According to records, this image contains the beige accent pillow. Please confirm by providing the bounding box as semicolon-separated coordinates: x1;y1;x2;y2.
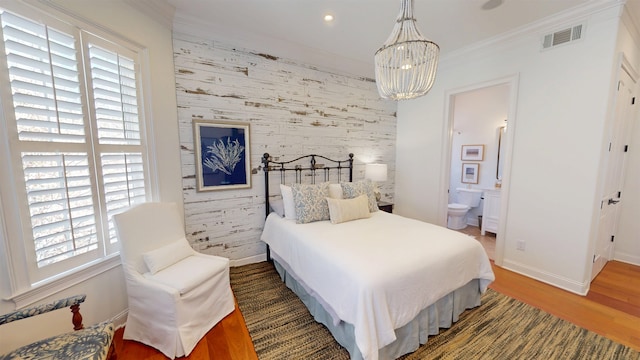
326;194;371;224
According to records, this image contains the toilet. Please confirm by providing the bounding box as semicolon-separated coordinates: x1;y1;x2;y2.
447;188;483;230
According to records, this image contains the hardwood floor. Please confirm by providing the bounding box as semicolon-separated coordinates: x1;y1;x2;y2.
457;225;496;260
460;225;640;350
113;299;257;360
114;256;640;359
490;260;640;351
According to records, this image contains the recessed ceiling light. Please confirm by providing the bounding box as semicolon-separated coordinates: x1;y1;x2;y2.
324;14;334;22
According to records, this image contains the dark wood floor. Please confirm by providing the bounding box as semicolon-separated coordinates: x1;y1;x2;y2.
114;260;640;359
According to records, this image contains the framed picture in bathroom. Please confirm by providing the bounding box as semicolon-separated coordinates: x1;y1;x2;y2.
461;144;484;161
461;163;479;184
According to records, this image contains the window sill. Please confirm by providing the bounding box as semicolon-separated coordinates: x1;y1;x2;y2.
5;254;122;308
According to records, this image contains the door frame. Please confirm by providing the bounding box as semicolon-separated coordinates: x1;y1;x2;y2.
590;53;639;280
439;74;520;266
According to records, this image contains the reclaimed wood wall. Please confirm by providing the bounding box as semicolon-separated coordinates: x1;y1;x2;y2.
172;31;397;261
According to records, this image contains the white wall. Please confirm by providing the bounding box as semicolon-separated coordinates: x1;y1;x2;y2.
395;5;623;294
449;84;510;226
172;30;397;262
0;0;182;351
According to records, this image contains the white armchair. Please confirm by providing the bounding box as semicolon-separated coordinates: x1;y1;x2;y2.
113;202;234;359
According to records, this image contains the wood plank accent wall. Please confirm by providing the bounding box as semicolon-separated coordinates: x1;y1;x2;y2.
173;32;397;260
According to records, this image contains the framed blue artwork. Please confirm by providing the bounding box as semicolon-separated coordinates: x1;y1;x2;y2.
193;120;251;191
461;163;479;184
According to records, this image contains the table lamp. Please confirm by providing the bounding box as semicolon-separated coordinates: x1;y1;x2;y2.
365;163;387;201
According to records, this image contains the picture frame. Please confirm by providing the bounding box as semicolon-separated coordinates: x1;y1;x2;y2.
461;144;484;161
461;163;479;184
193;120;251;191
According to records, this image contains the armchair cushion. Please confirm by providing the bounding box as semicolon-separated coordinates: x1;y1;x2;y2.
144;255;230;295
0;321;114;360
142;238;194;274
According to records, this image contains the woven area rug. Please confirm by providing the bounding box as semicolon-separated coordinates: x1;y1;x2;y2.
230;262;639;360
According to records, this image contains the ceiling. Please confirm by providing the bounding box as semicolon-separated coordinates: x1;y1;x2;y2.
166;0;638;77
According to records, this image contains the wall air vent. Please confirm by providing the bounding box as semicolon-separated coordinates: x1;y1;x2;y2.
542;24;583;50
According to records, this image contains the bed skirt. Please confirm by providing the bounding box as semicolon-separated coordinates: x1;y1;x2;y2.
272;258;483;360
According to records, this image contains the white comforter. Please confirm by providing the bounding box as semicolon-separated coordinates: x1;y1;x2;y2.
260;211;495;360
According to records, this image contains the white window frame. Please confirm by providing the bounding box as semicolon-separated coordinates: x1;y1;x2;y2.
0;1;157;307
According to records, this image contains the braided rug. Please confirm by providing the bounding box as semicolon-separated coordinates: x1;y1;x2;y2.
230;262;639;360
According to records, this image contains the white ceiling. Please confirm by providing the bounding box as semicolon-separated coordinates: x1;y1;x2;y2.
166;0;638;77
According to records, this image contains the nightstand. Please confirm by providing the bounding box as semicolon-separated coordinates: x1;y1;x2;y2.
377;201;394;213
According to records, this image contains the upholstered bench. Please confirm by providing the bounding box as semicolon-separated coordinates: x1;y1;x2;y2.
0;294;116;360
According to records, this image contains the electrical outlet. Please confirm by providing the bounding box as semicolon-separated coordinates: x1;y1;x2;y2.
516;240;526;251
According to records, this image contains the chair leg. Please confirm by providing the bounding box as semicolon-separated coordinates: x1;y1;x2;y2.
107;342;117;360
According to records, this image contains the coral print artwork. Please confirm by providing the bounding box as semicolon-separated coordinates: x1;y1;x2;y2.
193;120;251;191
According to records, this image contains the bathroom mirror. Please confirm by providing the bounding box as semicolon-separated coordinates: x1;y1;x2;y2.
496;125;506;180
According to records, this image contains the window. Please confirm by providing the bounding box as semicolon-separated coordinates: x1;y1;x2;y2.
0;6;150;285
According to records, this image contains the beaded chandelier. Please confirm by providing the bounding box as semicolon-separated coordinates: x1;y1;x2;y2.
374;0;439;100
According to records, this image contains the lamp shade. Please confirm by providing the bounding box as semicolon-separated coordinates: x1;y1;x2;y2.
365;164;388;182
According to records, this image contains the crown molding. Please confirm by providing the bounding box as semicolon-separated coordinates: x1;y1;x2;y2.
124;0;175;29
441;0;625;64
621;1;640;49
172;0;627;79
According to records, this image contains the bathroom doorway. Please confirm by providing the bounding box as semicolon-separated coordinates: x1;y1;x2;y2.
441;75;519;265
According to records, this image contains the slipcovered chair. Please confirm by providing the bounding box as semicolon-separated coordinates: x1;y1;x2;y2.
113;202;234;359
0;294;115;360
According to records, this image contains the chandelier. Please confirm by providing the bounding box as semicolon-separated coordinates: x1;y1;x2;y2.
374;0;439;100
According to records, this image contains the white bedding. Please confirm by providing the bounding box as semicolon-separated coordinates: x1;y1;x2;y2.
260;211;495;360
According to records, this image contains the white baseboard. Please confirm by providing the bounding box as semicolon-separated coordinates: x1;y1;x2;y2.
613;251;640;266
111;308;128;330
501;259;589;295
230;254;266;267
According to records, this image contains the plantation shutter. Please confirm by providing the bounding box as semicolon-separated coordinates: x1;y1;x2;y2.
22;152;98;267
89;44;141;145
101;152;146;243
86;41;147;244
0;8;149;278
1;11;85;143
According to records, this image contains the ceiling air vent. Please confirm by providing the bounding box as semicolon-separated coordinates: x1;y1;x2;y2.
542;24;583;50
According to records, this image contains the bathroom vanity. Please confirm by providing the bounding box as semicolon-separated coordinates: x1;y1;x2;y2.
481;189;501;235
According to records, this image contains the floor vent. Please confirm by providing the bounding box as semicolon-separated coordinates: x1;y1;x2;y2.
542;24;583;50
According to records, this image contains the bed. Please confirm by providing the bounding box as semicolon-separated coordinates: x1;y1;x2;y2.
259;153;495;360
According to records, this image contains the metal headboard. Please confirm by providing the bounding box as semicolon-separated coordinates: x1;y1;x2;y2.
261;152;354;218
261;152;354;260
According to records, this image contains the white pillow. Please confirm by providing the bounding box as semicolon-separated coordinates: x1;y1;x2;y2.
142;238;194;274
326;194;371;224
280;184;296;220
270;199;285;217
328;183;343;199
